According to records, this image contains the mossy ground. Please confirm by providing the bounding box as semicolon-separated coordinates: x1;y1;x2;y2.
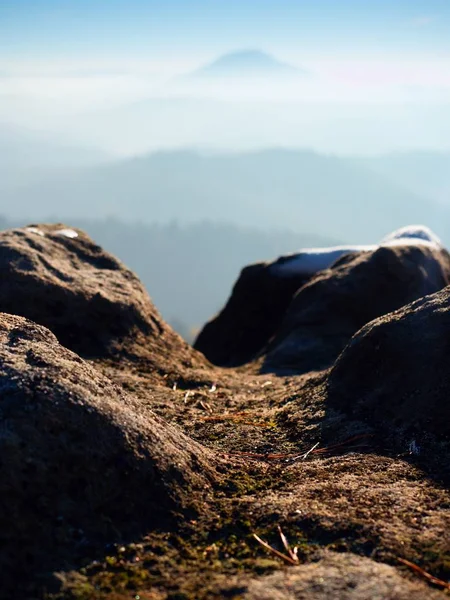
42;364;450;599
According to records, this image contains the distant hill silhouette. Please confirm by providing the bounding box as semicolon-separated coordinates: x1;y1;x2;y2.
3;148;448;244
358;151;450;205
191;49;305;78
0;123;109;170
0;123;110;192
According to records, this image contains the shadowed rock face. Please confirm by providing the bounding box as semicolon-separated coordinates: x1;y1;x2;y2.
263;243;450;374
194;261;310;366
0;313;215;591
327;286;450;449
195;241;450;374
0;224;205;373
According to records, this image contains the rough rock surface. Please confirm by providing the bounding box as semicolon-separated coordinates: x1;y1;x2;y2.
327;285;450;450
0;224;205;377
194;260;310;366
263;242;450;374
0;224;449;600
0;313;215;595
227;552;444;599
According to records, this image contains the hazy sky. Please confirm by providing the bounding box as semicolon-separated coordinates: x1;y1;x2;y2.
1;0;450;73
1;0;450;155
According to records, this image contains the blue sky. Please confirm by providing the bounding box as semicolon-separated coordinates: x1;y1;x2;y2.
1;0;450;65
1;0;449;155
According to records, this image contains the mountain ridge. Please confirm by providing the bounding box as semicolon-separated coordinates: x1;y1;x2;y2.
190;49;306;78
2;147;447;245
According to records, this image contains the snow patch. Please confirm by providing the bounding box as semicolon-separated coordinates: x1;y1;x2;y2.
271;246;375;277
381;225;442;246
25;227;45;237
271;225;443;278
54;228;79;239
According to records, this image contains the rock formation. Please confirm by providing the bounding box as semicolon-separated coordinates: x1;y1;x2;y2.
228;552;444;599
194;260;310;366
327;285;450;450
195;227;450;374
263;242;450;374
0;224;206;378
0;312;215;594
1;223;449;600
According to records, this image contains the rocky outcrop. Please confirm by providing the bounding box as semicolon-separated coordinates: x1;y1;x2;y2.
0;224;205;376
327;285;450;451
1;223;449;599
263;242;450;374
195;230;450;374
0;313;215;592
194;260;310;366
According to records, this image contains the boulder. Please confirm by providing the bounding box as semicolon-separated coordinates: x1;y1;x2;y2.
0;224;204;375
227;552;444;600
194;261;310;366
327;285;450;450
0;313;215;592
263;242;450;374
195;227;448;371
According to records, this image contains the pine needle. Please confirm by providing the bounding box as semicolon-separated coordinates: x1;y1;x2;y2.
398;558;450;590
253;526;300;566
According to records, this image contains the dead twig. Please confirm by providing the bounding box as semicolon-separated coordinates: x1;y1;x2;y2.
224;451;293;461
277;525;299;563
313;434;373;455
223;434;374;463
253;526;300;566
398;558;450;590
289;442;320;462
198;400;212;413
261;381;273;388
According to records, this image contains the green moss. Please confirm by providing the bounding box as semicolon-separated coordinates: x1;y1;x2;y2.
68;583;96;600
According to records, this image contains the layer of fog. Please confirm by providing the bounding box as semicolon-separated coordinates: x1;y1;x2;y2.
1;53;450;336
1;56;450;242
1;55;450;157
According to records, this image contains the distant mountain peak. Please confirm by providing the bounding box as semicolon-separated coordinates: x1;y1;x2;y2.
192;49;306;78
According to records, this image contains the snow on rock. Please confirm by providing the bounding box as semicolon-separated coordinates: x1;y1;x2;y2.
270;245;376;277
270;225;443;278
381;224;442;246
54;227;79;238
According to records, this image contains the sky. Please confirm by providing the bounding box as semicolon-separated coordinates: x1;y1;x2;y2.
1;0;450;74
1;0;450;155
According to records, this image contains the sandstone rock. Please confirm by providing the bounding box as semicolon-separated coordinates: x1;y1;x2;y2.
263;243;450;374
0;313;214;592
0;224;205;376
229;552;444;599
194;261;310;366
327;285;450;450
